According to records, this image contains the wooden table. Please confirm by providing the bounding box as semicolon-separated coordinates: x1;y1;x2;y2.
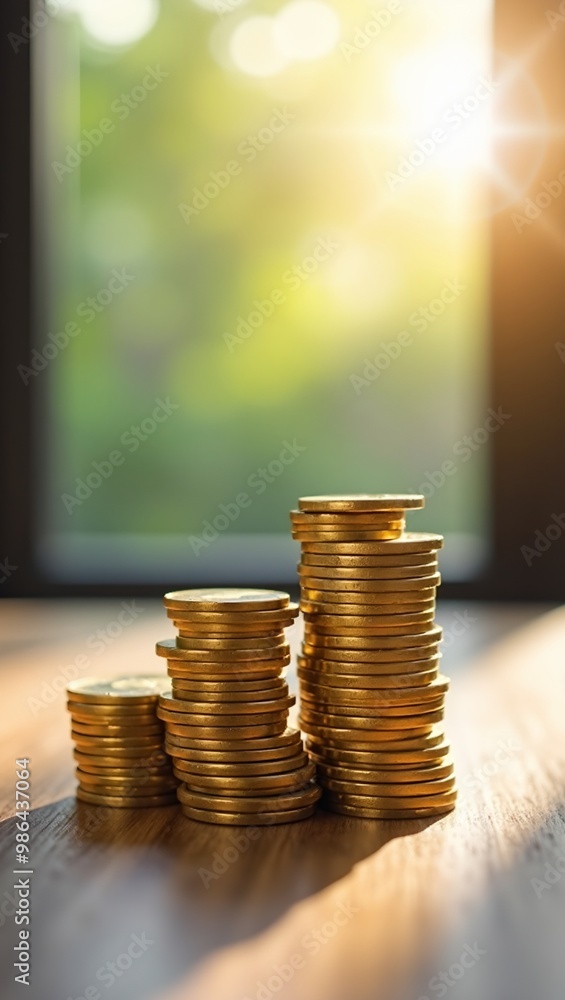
1;599;564;1000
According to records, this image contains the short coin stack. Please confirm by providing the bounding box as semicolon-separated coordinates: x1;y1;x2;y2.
156;589;321;825
292;495;456;820
67;676;178;807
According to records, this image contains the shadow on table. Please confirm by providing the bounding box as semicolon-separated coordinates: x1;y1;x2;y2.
0;796;442;1000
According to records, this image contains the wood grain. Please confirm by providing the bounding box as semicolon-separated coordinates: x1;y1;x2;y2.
1;600;564;1000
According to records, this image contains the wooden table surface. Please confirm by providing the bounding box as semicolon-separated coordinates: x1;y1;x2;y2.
1;599;564;1000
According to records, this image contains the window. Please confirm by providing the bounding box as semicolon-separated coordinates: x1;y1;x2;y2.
5;0;561;597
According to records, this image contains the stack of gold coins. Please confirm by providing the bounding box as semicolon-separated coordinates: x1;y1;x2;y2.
67;676;178;807
292;495;456;820
156;589;321;825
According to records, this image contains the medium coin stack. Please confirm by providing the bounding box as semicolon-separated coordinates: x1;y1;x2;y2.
67;676;178;807
292;495;456;820
156;589;322;825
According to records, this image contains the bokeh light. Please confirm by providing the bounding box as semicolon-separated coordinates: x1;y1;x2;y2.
229;16;290;77
73;0;159;47
274;1;341;62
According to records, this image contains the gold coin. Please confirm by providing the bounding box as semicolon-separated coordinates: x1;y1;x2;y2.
298;495;425;512
72;719;164;740
304;611;434;629
171;682;288;702
158;705;288;727
303;601;436;617
307;728;446;753
73;757;172;776
325;801;455;819
170;632;288;660
173;751;308;778
67;675;170;705
71;731;163;747
303;606;437;621
293;529;404;542
299;675;449;705
76;771;177;790
173;621;290;649
76;788;177;808
316;758;454;781
300;600;436;617
291;509;406;524
306;741;450;767
157;639;290;660
159;692;295;715
163;588;291;612
303;626;442;649
177;782;321;813
300;588;437;606
299;552;437;568
299;572;441;592
298;665;439;688
168;603;298;623
65;701;158;719
299;721;436;743
301;646;440;665
172;675;287;693
324;789;457;809
164;720;287;740
303;625;437;642
166;728;301;757
72;743;167;759
68;708;162;727
300;532;443;553
321;774;456;797
181;762;316;794
167;663;288;682
299;706;444;728
180;803;317;825
297;562;438;581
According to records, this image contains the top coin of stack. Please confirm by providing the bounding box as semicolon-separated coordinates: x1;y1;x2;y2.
67;676;178;808
157;589;321;825
292;495;456;820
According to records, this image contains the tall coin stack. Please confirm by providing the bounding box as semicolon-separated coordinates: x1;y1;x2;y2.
292;495;456;820
67;676;178;807
156;589;322;825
